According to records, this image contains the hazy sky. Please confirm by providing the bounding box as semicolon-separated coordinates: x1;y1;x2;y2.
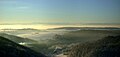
0;0;120;24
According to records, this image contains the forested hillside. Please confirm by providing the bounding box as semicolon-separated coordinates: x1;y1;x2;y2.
68;35;120;57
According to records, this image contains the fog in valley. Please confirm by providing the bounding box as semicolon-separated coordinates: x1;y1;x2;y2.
0;26;120;57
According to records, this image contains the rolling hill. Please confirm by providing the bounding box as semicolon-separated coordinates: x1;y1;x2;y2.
0;33;37;43
0;36;46;57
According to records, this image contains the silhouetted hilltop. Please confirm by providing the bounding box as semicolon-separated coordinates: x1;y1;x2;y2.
0;33;37;43
51;27;120;30
0;36;46;57
68;35;120;57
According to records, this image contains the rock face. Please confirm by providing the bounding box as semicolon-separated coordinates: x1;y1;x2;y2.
0;36;46;57
68;35;120;57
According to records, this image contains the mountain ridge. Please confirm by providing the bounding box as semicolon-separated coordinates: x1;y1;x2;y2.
0;36;46;57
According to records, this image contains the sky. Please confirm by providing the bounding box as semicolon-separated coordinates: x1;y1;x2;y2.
0;0;120;25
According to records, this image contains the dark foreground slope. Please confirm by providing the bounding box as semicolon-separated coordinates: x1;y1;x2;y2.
68;35;120;57
0;36;46;57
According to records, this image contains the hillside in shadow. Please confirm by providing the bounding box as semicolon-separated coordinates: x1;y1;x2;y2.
0;33;37;43
0;36;46;57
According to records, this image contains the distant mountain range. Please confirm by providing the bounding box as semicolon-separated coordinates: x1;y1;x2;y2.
1;28;40;30
50;27;120;30
0;36;46;57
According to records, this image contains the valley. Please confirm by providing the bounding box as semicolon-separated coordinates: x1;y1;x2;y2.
0;27;120;57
